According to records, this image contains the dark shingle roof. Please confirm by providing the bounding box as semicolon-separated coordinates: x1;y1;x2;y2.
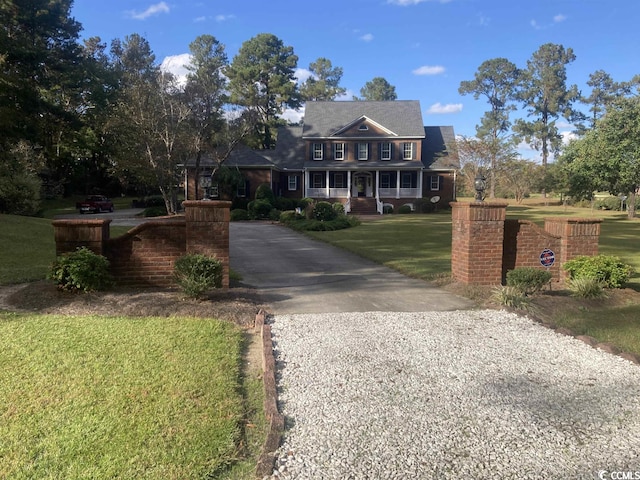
422;126;459;170
302;101;425;138
184;145;275;168
261;125;305;171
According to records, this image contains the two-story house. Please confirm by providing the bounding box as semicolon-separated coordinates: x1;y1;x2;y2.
184;100;459;214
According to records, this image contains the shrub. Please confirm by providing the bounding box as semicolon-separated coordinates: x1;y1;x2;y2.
275;197;299;211
506;267;552;295
491;286;532;310
230;209;249;221
413;198;435;213
268;208;282;221
313;201;337;221
247;199;273;219
142;205;167;217
567;276;607;299
383;204;394;214
49;247;114;292
332;202;345;215
398;204;413;214
231;197;250;210
173;254;222;299
283;215;360;231
279;210;301;223
563;255;633;288
594;196;622;211
298;197;314;209
255;183;276;206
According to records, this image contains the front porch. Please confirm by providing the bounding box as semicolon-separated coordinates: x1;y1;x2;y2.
304;169;422;214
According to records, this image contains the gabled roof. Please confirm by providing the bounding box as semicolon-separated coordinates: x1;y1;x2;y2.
261;125;304;171
302;101;426;138
422;126;459;170
184;145;276;169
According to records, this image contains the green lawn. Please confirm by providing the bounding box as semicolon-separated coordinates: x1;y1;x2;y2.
0;313;261;479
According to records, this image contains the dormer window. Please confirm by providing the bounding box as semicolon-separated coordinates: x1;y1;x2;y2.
358;124;368;131
313;143;324;160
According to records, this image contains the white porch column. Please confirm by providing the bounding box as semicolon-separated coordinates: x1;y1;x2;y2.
304;170;309;198
325;170;330;198
396;170;401;199
376;170;379;197
347;170;351;197
417;170;423;198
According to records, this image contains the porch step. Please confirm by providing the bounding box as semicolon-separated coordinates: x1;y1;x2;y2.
349;197;377;215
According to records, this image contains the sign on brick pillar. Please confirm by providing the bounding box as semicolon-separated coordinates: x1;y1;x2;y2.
51;219;111;256
544;217;602;282
183;200;231;288
450;202;508;285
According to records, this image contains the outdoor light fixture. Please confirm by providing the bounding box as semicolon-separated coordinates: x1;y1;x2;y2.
474;173;486;202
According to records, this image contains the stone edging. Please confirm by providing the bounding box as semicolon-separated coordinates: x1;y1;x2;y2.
255;309;284;478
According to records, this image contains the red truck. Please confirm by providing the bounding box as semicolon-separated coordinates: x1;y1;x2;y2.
76;195;115;214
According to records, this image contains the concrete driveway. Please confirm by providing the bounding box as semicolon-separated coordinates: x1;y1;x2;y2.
230;222;474;314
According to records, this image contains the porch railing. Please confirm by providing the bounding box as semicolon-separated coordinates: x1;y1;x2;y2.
306;187;349;198
377;187;420;198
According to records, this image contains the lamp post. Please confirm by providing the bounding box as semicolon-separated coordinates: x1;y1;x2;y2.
474;173;486;202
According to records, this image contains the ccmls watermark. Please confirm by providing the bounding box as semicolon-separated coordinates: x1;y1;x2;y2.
598;470;640;480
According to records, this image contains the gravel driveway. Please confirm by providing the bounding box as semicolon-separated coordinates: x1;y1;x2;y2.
268;310;640;479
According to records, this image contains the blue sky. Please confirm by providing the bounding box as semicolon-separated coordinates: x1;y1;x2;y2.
71;0;640;161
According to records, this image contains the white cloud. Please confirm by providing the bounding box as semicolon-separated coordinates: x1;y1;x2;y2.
561;130;579;144
193;16;207;23
412;65;445;76
281;107;305;124
160;54;192;86
360;33;374;42
215;14;236;22
554;14;567;23
530;19;541;30
426;102;462;114
294;68;313;84
127;2;169;20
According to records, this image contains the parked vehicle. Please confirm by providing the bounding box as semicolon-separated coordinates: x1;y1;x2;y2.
76;195;114;214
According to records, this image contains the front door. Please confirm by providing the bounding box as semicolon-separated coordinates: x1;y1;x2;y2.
356;176;366;197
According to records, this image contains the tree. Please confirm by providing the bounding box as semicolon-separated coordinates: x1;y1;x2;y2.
299;57;346;101
111;34;189;214
558;97;640;218
356;77;397;101
459;58;520;198
581;70;630;130
0;0;84;197
226;33;300;149
496;158;543;203
184;34;229;199
513;44;580;180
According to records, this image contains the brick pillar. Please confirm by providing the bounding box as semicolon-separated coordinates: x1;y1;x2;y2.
52;219;111;256
544;217;602;282
183;200;231;288
450;202;508;285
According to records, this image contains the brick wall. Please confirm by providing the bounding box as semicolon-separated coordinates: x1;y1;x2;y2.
450;202;602;285
52;201;231;288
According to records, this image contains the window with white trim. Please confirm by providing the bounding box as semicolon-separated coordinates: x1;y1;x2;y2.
381;142;392;160
313;143;324;160
288;175;298;191
236;181;247;197
334;143;344;160
380;173;391;189
312;172;325;188
402;142;414;160
430;175;441;191
357;143;369;161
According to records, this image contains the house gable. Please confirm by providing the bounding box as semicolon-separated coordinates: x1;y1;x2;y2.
330;116;397;138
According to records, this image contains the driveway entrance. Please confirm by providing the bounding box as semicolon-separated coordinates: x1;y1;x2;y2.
230;222;473;314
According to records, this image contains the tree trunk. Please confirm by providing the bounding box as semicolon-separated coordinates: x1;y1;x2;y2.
628;189;637;219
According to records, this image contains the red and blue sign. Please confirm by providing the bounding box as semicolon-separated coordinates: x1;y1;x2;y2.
540;248;555;268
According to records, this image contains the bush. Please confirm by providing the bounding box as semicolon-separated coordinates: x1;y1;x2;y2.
298;197;314;209
142;205;167;217
173;254;222;299
275;197;299;211
563;255;633;288
383;204;394;214
255;183;276;206
279;210;301;223
231;197;250;210
282;215;360;231
313;201;337;221
268;208;282;221
413;198;435;213
594;196;622;211
247;199;273;219
567;276;607;299
506;267;552;295
230;209;249;221
49;247;114;292
491;286;532;310
332;202;345;215
398;204;413;214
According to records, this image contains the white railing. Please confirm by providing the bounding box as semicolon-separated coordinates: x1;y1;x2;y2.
306;187;349;198
377;188;420;198
345;196;351;213
375;193;383;214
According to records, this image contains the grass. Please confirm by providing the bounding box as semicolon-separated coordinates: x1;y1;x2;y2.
0;313;263;479
305;202;640;357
